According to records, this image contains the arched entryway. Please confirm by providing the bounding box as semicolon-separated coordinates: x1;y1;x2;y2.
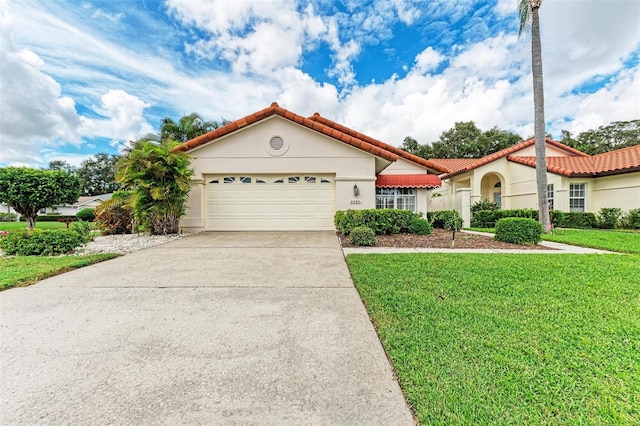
480;173;504;208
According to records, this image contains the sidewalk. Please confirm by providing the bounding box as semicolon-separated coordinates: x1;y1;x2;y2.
343;230;618;255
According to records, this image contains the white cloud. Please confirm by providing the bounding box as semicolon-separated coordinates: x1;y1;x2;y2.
413;47;444;75
169;0;328;75
0;31;82;164
80;90;154;145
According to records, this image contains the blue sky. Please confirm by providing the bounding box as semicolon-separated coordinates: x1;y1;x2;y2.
1;0;639;167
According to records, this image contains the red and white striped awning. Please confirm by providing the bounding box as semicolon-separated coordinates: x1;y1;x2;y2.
375;174;442;189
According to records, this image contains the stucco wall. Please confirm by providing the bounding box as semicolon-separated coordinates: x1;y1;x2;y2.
589;173;640;212
181;116;384;231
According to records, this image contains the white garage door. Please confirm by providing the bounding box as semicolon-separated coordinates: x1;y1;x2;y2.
205;175;335;231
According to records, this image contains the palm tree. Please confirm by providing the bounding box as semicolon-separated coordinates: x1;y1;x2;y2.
116;139;194;235
519;0;551;233
160;112;222;143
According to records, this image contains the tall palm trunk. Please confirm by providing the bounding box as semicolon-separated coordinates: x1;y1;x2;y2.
529;1;551;232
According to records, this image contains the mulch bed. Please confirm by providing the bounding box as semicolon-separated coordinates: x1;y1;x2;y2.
339;228;553;250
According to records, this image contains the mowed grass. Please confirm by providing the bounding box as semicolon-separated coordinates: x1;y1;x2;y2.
467;227;640;254
0;254;118;290
544;229;640;254
347;253;640;424
0;221;69;230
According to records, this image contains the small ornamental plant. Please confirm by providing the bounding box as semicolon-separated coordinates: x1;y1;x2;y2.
349;226;376;247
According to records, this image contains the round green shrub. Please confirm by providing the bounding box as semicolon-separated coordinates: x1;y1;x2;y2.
76;208;95;222
494;218;542;245
349;226;375;247
408;218;432;235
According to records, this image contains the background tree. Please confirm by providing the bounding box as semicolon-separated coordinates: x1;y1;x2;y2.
47;160;77;174
560;120;640;155
0;167;81;229
401;136;434;158
77;153;120;196
160;112;228;143
519;0;550;232
402;122;522;159
116;140;193;235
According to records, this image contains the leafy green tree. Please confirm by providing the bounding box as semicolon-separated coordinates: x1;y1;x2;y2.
47;160;77;174
160;112;226;143
519;0;550;233
403;122;521;159
0;167;81;229
77;153;120;196
401;136;434;158
116;140;194;235
432;122;485;158
560;120;640;155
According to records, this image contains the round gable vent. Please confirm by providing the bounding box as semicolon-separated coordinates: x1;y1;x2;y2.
265;135;289;156
270;136;284;150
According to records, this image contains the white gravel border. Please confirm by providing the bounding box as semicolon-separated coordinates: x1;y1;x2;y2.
72;233;190;255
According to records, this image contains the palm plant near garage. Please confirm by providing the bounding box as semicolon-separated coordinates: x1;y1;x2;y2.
116;139;193;235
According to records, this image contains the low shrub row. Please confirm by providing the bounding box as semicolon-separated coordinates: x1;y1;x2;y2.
470;209;539;228
0;228;86;256
20;215;78;222
620;208;640;229
335;209;430;235
550;211;597;229
471;204;640;230
0;212;17;222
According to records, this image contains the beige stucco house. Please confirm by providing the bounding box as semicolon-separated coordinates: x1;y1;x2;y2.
172;103;445;232
430;139;640;227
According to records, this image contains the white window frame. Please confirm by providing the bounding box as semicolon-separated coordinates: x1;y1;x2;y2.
375;188;416;211
569;183;586;213
547;184;554;211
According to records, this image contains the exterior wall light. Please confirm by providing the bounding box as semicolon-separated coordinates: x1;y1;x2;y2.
353;184;359;196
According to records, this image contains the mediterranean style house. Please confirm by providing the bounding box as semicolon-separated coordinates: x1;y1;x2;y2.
429;139;640;227
172;103;445;232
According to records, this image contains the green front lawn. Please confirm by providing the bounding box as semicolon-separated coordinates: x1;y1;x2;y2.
466;227;640;254
347;253;640;424
0;254;118;290
544;229;640;254
0;221;69;230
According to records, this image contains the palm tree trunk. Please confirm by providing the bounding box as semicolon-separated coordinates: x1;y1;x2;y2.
531;4;551;232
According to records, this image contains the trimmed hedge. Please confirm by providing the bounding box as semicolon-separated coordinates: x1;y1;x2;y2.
0;212;17;222
471;209;538;228
349;226;376;246
76;208;95;222
620;208;640;229
0;229;85;256
20;215;77;222
335;209;420;235
494;218;542;245
550;211;597;229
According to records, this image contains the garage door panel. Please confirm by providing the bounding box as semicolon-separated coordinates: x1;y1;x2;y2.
206;174;335;231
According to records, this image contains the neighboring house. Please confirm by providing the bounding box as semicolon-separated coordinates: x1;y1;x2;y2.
172;103;446;232
430;139;640;227
38;193;113;216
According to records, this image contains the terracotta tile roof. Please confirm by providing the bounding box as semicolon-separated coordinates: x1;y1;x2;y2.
435;138;589;178
508;144;640;177
307;113;449;173
376;174;442;188
171;102;399;163
427;158;477;172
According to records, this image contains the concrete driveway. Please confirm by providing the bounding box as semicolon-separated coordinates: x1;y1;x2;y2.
1;232;413;425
